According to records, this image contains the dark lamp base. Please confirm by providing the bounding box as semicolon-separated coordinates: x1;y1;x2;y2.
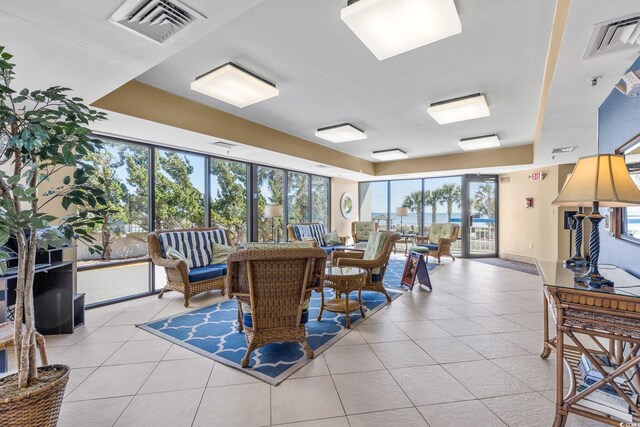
575;273;614;288
563;257;588;268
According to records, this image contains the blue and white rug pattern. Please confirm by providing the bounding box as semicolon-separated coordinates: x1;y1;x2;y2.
140;289;400;385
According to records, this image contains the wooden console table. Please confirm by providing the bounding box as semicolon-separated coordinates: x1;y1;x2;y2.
537;259;640;426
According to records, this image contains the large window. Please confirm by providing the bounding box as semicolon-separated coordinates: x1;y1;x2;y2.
390;179;422;234
77;139;151;304
359;181;389;230
210;159;248;245
79;136;331;306
154;149;205;230
257;167;284;242
423;177;462;227
311;176;330;228
288;172;310;226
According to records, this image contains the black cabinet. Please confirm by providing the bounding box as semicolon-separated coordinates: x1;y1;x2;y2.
0;246;83;372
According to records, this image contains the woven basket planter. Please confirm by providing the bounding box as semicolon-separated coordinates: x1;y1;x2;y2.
0;364;69;427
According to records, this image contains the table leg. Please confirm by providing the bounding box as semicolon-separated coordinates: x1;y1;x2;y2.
554;313;567;426
345;291;350;329
541;290;552;359
358;287;365;318
317;286;325;321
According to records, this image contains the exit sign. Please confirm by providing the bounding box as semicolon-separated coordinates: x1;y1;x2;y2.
530;171;545;182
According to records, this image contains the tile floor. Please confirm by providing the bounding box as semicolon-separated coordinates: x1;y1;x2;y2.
3;257;608;426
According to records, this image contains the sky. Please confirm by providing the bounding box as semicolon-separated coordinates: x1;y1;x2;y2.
365;176;464;213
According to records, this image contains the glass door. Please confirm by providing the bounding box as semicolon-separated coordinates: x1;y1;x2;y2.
461;175;498;257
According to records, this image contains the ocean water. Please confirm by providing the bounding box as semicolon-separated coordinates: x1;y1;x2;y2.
371;212;460;226
368;212;495;230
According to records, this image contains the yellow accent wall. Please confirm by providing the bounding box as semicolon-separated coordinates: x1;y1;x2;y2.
498;164;574;263
331;178;359;244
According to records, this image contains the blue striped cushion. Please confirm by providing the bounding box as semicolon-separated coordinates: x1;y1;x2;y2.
159;229;228;268
158;232;189;263
293;225;311;241
204;229;228;246
293;224;325;246
309;224;326;246
181;231;212;268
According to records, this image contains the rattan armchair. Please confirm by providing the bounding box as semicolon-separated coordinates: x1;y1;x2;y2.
148;228;230;307
351;221;378;246
415;223;459;263
226;247;327;368
331;231;399;302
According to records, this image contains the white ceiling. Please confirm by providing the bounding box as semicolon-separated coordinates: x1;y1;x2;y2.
138;0;555;162
537;0;640;164
0;0;264;103
2;0;640;180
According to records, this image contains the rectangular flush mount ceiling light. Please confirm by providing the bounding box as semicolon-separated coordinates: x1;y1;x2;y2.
372;149;408;160
427;93;490;125
458;134;500;151
341;0;462;60
190;63;279;108
316;123;367;143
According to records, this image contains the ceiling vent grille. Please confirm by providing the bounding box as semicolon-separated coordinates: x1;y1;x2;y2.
110;0;205;46
584;13;640;59
551;146;577;154
211;141;238;149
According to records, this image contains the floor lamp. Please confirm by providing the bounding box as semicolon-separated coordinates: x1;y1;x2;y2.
553;154;640;287
396;207;409;234
264;204;283;243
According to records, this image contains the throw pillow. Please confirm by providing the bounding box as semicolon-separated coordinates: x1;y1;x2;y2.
211;242;236;265
165;247;192;271
323;230;342;246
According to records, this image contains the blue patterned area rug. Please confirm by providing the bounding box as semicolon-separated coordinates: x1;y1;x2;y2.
383;256;444;290
139;289;400;385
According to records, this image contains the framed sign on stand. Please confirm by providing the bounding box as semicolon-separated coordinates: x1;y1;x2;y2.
401;252;432;291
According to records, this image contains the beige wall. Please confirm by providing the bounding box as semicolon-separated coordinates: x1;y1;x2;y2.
331;177;359;244
498;164;574;263
94;81;535;177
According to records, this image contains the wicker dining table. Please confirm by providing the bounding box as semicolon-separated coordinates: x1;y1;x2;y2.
318;266;367;328
537;259;640;426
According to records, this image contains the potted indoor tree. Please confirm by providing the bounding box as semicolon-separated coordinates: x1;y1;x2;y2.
0;46;108;425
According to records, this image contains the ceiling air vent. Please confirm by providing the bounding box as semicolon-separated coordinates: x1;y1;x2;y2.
110;0;205;46
211;141;238;149
584;13;640;59
551;146;577;154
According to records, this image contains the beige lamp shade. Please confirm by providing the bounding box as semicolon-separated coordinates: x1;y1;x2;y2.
553;154;640;207
396;207;410;216
264;204;283;219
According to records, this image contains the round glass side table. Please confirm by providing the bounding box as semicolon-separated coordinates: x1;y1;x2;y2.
319;266;367;328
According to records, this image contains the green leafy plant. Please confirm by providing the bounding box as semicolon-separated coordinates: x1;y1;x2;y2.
0;47;108;388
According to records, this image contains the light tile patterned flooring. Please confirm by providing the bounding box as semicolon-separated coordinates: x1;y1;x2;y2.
5;258;608;426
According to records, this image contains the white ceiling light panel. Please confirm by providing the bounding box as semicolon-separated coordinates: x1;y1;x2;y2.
458;134;500;151
315;123;367;143
372;149;408;160
340;0;462;61
191;63;279;108
427;94;490;125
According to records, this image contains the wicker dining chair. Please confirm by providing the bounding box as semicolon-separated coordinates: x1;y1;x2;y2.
331;231;400;302
226;247;327;368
